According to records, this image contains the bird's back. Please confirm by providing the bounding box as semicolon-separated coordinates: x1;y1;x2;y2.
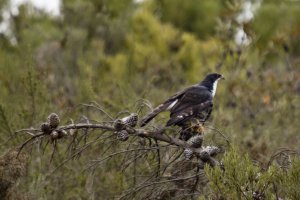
169;85;212;117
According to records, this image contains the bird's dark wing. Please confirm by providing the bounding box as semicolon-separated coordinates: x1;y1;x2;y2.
166;87;213;126
170;86;212;115
163;84;200;105
166;100;213;126
140;85;199;127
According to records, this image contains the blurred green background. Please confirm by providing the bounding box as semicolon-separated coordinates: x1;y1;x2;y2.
0;0;299;199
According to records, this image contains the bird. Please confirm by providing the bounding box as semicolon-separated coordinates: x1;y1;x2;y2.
140;73;224;127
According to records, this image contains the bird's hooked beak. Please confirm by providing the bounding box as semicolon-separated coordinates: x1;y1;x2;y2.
220;75;225;80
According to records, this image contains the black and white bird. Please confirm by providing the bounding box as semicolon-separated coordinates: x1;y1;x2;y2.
140;73;224;127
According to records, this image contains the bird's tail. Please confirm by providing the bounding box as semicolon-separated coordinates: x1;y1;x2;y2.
140;102;171;127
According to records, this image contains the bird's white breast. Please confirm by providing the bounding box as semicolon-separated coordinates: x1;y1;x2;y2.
212;80;219;97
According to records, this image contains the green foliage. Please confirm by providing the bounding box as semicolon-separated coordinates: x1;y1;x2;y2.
253;1;300;55
282;158;300;199
206;147;300;200
157;0;223;39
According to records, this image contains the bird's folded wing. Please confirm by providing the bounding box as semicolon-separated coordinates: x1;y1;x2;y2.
166;100;213;126
140;85;199;127
169;86;212;114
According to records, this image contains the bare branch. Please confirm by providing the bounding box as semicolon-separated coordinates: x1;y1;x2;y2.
15;110;226;200
17;132;45;157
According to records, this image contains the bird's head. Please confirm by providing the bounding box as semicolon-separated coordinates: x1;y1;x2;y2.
204;73;225;82
201;73;224;96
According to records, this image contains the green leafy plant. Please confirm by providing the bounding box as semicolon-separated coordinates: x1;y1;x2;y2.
206;147;300;199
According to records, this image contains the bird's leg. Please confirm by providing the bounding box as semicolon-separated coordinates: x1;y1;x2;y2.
179;121;193;141
204;104;213;121
192;119;205;135
179;119;205;141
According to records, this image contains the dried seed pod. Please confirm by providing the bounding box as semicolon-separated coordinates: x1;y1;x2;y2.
47;113;60;128
117;130;129;141
40;122;51;134
69;129;77;136
50;131;59;140
184;148;193;160
121;113;138;128
57;130;68;139
114;119;125;131
187;134;203;148
201;146;220;157
62;130;68;136
199;151;210;162
199;146;219;162
252;191;265;200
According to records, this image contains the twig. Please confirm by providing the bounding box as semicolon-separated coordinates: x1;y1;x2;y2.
119;171;206;199
15;128;41;133
161;149;183;175
154;139;161;178
17;132;45;157
48;134;110;176
59;123;115;131
80;101;114;120
49;140;57;163
86;147;167;171
191;165;201;200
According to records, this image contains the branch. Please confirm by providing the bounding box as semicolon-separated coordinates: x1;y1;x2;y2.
16;112;223;174
17;121;220;158
59;123;115;131
15;111;226;200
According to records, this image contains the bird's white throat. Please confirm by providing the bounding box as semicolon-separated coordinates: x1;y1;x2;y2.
212;80;219;97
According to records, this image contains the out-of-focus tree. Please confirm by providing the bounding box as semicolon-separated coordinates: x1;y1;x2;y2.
0;0;299;199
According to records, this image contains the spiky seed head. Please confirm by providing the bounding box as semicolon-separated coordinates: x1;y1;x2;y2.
187;135;203;148
184;148;193;160
253;191;265;200
121;113;138;128
47;113;60;128
117;130;129;141
62;130;68;136
114;119;125;131
57;130;68;139
199;151;210;162
40;122;52;134
50;131;59;140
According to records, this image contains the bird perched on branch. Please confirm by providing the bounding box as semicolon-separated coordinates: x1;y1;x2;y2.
140;73;224;127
